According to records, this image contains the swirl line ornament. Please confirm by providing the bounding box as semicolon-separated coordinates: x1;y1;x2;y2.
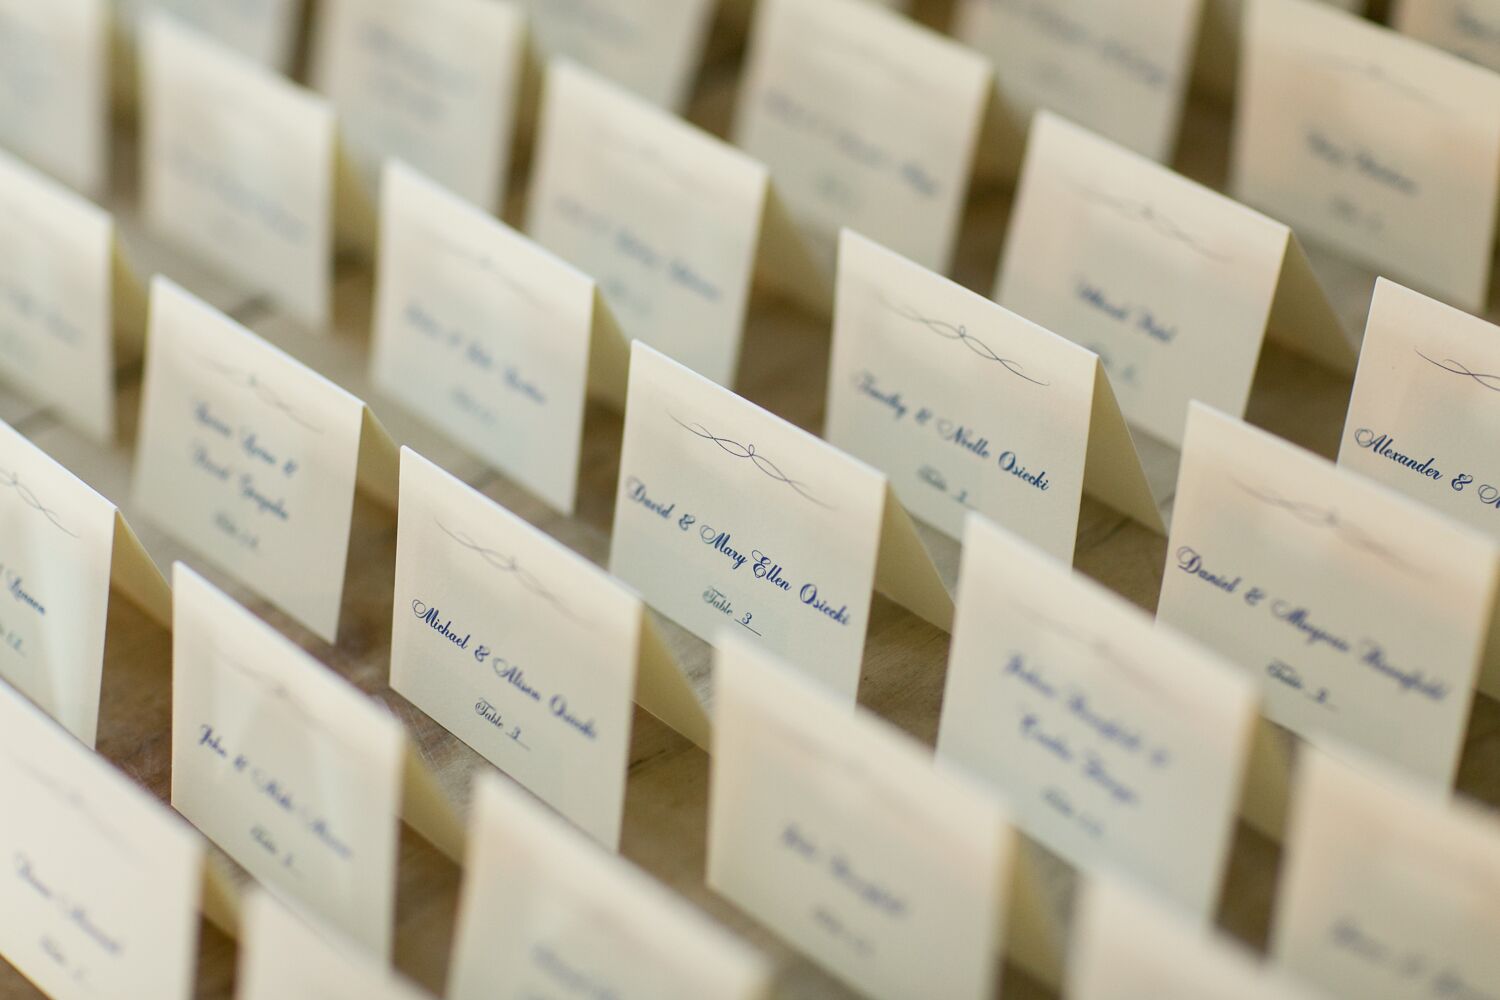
434;520;582;622
0;468;76;537
877;294;1049;385
196;355;323;432
1067;179;1232;262
669;413;834;509
1415;350;1500;393
1233;480;1423;575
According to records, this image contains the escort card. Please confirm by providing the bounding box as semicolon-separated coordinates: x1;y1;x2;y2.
526;60;767;389
708;637;1011;1000
826;230;1162;562
372;162;617;513
0;0;107;196
0;680;204;1000
999;112;1354;450
1338;278;1500;700
734;0;992;277
519;0;714;111
310;0;524;213
134;277;400;644
612;342;953;702
391;448;708;848
0;149;145;441
118;0;304;69
0;418;170;746
953;0;1202;164
1070;877;1321;1000
1158;404;1497;812
141;13;337;329
939;514;1254;918
1195;0;1364;100
237;892;431;1000
1272;747;1500;1000
449;774;771;1000
1395;0;1500;73
1234;0;1500;312
172;563;406;955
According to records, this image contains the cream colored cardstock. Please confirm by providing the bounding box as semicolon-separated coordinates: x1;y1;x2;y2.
1158;404;1498;799
1395;0;1500;73
0;0;107;197
734;0;991;277
0;680;204;1000
954;0;1202;165
1233;0;1500;312
518;0;715;111
118;0;304;69
391;448;707;847
708;637;1011;1000
449;774;771;1000
236;892;431;1000
611;341;953;703
172;563;407;955
526;60;766;390
310;0;524;214
999;112;1353;450
372;162;603;515
1070;877;1322;1000
1338;278;1500;700
940;514;1255;918
134;277;399;645
827;229;1161;562
1272;747;1500;1000
141;13;335;329
0;418;169;746
1194;0;1364;100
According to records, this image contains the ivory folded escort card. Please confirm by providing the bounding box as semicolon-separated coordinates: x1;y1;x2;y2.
939;514;1255;918
1158;405;1498;824
1395;0;1500;72
0;418;170;746
0;149;145;441
310;0;525;213
1194;0;1364;100
172;563;407;955
449;774;771;1000
1234;0;1500;312
612;342;953;702
708;637;1011;1000
0;0;107;196
1338;278;1500;699
141;14;338;329
391;448;707;847
1272;747;1500;1000
998;112;1354;450
372;162;608;513
118;0;304;69
1070;877;1321;1000
237;893;431;1000
518;0;715;111
0;680;204;1000
526;60;766;389
953;0;1203;165
826;230;1162;561
734;0;991;277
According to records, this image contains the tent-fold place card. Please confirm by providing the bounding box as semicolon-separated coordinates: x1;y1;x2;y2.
1394;0;1500;72
134;277;400;645
526;60;766;390
310;0;525;213
1234;0;1500;312
826;229;1162;563
448;774;772;1000
171;563;407;955
1158;404;1498;830
708;637;1011;1000
391;448;707;849
0;418;170;746
372;161;609;515
0;679;205;1000
953;0;1203;166
116;0;304;69
141;13;341;329
998;112;1354;451
939;514;1255;919
611;341;953;703
734;0;992;279
1272;748;1500;1000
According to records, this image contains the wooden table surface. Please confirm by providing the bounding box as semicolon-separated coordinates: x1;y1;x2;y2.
3;2;1498;998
